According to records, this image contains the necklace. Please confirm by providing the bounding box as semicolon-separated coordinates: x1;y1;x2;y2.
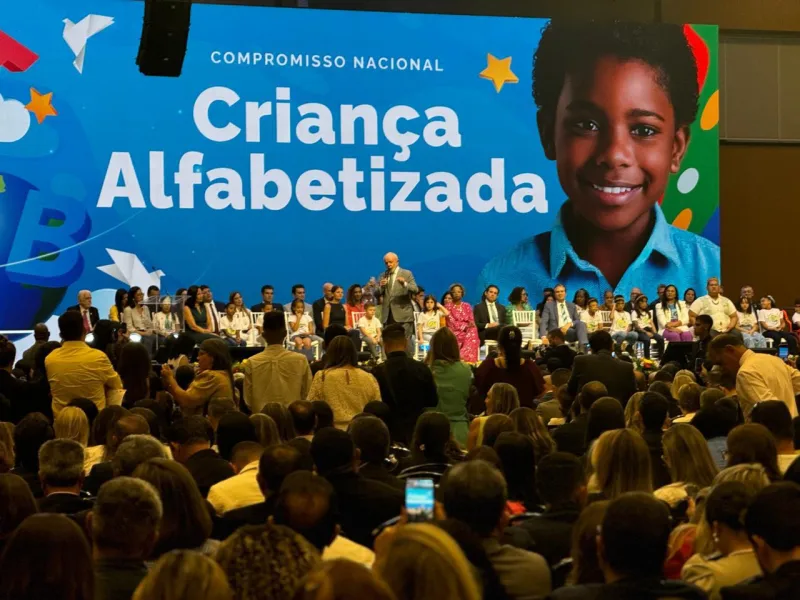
710;296;721;305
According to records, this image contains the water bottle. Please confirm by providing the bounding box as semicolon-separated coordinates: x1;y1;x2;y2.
636;342;644;359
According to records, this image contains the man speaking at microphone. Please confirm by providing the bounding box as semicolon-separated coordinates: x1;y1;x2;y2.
380;252;418;355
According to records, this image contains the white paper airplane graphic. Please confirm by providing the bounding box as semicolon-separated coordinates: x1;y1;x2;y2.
62;14;114;74
98;249;165;290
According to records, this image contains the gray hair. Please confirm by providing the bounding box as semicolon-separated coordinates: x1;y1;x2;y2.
92;477;162;555
38;439;84;486
112;434;167;477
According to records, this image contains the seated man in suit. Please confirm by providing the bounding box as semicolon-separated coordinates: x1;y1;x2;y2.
539;284;588;347
537;328;577;371
37;439;94;515
567;330;637;407
68;290;99;333
474;284;507;345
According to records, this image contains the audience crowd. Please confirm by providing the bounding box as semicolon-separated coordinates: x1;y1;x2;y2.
2;272;800;600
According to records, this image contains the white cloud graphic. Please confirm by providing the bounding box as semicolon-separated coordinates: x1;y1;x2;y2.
0;93;31;143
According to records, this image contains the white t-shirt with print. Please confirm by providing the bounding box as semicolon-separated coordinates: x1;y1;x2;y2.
358;315;382;339
610;311;632;334
758;308;784;330
632;310;654;331
288;314;313;338
690;295;736;332
580;311;604;333
420;310;443;335
737;311;759;333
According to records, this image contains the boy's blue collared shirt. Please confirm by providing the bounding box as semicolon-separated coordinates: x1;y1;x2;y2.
477;204;720;299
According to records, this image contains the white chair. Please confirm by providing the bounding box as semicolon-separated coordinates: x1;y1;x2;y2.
512;310;539;347
249;312;264;346
350;311;369;352
283;311;320;360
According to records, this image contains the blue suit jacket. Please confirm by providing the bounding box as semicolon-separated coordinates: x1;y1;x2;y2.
539;301;580;337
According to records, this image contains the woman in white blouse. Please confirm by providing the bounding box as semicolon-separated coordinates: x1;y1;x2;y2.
735;297;766;349
655;284;693;342
758;295;797;354
631;295;664;359
123;286;157;355
228;291;254;343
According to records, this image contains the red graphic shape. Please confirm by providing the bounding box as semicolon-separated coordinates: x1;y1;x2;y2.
0;30;39;72
684;24;709;92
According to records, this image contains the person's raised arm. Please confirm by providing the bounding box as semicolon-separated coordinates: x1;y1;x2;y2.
437;303;450;317
290;315;302;333
727;310;739;332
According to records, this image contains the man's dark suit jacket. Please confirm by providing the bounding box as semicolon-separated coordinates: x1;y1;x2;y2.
642;429;672;489
358;462;405;491
68;305;100;328
514;505;581;566
552;413;589;456
537;343;577;370
185;448;235;497
322;470;403;549
94;558;148;600
721;560;800;599
85;462;114;496
213;496;276;540
474;301;507;339
0;369;35;422
567;350;637;406
370;351;438;445
38;492;95;515
312;297;327;334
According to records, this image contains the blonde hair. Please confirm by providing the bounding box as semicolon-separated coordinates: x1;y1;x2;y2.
671;370;696;400
509;407;556;457
54;407;90;448
713;463;771;492
487;383;520;415
133;550;232;600
590;429;652;500
294;560;396;600
662;424;718;488
374;524;481;600
625;392;646;430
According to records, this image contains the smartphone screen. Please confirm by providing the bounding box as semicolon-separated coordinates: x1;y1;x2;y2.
779;345;789;359
405;478;435;522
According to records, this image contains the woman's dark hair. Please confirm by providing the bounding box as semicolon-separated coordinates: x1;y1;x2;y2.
175;288;186;297
465;445;502;469
436;519;513;600
117;342;152;408
114;288;128;315
228;291;243;306
493;432;538;508
572;288;589;307
427;327;461;364
324;336;358;370
216;413;258;461
92;406;129;449
198;338;235;399
68;398;99;432
684;288;696;302
127;286;142;308
726;423;781;481
585;397;625;447
440;290;454;305
133;398;171;439
0;513;92;600
132;458;211;558
261;403;297;442
311;401;334;432
534;21;699;129
659;284;679;312
497;326;523;373
508;287;526;305
185;285;201;309
346;284;362;307
330;285;342;299
32;341;61;380
169;333;196;360
90;320;118;353
705;481;755;533
0;473;38;541
450;283;465;297
13;413;54;471
410;412;451;464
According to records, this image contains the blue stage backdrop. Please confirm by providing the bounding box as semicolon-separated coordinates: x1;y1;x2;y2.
0;0;719;334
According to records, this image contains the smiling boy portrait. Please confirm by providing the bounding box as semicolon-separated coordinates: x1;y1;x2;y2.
478;20;720;299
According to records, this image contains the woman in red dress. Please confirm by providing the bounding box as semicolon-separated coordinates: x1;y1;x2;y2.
445;284;479;362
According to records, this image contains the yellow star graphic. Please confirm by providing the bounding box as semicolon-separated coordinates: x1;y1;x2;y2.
479;54;519;93
25;88;58;124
